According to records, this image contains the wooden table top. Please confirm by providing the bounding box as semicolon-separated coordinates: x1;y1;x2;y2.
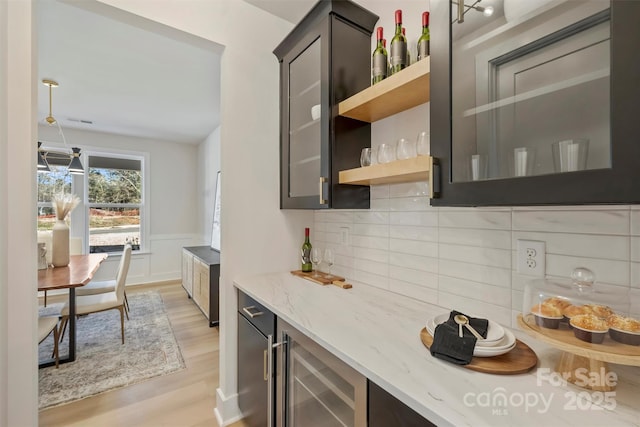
38;253;108;291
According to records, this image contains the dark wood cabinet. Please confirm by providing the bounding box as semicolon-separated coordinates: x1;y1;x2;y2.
237;289;276;427
430;0;640;206
368;381;435;427
181;246;219;327
274;0;378;209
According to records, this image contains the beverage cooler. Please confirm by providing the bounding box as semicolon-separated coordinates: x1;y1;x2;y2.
275;319;367;427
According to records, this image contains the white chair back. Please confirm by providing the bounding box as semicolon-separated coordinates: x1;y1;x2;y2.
115;244;132;303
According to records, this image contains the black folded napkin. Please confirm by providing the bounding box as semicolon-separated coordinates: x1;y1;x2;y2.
430;322;476;365
429;310;490;366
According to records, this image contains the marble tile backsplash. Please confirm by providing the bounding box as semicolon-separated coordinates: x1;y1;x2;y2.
314;184;640;328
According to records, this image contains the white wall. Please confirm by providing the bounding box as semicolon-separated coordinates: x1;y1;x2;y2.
199;126;221;245
86;1;310;424
1;1;39;425
38;125;202;284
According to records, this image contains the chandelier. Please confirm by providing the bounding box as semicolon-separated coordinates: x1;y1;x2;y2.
37;79;84;175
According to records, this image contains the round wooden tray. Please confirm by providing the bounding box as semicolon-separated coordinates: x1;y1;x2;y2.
420;328;537;375
517;314;640;366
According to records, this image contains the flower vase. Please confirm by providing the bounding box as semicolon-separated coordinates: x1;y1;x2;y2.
52;219;70;267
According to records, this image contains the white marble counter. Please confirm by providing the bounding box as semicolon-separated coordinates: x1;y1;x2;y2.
234;272;640;426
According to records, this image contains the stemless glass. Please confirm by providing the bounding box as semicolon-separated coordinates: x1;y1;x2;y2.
396;137;417;159
378;143;396;164
310;248;322;277
416;131;430;156
360;148;372;167
323;248;334;278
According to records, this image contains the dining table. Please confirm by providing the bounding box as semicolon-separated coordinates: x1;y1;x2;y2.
38;253;108;368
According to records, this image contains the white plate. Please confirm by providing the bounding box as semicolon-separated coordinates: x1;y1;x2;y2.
473;329;516;357
426;314;506;347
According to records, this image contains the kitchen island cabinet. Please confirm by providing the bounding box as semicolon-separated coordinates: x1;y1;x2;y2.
234;272;640;426
181;246;219;327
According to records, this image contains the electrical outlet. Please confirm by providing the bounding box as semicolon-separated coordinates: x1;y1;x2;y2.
517;240;545;277
339;227;350;246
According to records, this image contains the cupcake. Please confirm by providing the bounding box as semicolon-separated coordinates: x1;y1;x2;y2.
562;304;593;326
531;303;563;329
544;297;571;311
585;304;615;319
607;314;640;346
570;314;609;344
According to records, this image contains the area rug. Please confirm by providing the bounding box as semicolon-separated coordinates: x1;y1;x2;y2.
38;290;186;410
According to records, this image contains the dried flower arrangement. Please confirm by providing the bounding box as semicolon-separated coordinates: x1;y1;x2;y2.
52;193;80;221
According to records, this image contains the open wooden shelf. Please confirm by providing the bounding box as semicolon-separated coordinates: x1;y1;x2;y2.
339;156;433;187
338;58;430;123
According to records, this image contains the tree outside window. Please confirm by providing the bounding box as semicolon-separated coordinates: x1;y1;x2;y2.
88;156;143;253
37;165;73;230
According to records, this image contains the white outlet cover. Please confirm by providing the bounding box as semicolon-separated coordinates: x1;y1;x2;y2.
517;239;545;277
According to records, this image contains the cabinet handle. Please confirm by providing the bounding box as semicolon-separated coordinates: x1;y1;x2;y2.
263;348;268;381
319;176;327;205
242;306;263;318
266;334;274;427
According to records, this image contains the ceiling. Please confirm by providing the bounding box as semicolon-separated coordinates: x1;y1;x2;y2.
37;0;503;145
37;0;223;145
243;0;316;24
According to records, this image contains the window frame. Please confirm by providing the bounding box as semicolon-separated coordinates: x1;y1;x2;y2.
82;149;149;255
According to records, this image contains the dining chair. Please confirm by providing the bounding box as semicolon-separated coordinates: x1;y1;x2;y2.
39;316;60;368
59;245;132;344
75;244;132;313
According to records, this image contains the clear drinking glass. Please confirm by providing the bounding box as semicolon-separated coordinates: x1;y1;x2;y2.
551;139;589;173
416;131;430;156
360;148;372;167
512;147;536;177
310;248;322;278
470;154;488;181
396;138;417;160
378;143;396;164
323;248;334;278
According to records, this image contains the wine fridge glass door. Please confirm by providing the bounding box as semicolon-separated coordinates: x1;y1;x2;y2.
276;320;366;427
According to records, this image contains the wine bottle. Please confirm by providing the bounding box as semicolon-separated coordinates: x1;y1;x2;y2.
402;27;410;67
371;27;388;85
301;227;312;272
390;9;407;75
417;11;430;62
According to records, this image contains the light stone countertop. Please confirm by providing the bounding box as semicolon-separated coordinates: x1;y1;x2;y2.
234;272;640;427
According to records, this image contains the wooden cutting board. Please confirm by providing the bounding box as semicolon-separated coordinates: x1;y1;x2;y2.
290;270;352;288
420;328;537;375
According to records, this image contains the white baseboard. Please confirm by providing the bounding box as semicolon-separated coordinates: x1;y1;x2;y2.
215;387;243;426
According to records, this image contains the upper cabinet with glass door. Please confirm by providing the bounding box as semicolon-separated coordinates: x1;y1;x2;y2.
274;0;378;209
430;0;640;206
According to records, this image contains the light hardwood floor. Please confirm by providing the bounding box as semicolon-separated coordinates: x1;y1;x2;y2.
39;282;247;427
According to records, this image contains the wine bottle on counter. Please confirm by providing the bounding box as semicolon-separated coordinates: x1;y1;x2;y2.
390;9;407;75
371;27;388;85
417;11;430;62
301;227;312;272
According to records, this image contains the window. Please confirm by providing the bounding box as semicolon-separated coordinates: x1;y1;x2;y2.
37;164;73;232
87;155;143;253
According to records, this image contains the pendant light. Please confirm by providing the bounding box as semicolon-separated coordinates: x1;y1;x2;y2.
39;79;84;174
37;141;51;172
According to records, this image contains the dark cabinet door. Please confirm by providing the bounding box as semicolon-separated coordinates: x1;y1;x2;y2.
367;381;435;427
430;0;640;206
274;0;377;209
237;313;271;427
